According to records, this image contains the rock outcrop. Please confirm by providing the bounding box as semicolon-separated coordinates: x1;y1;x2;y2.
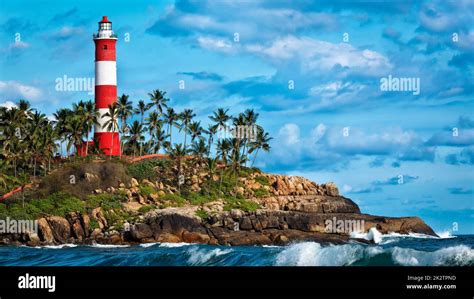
0;173;438;246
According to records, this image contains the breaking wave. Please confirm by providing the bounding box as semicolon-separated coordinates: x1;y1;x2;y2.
2;234;473;266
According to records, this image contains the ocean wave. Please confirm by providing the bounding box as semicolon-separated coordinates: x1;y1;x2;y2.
391;245;474;266
187;247;233;265
350;228;456;245
274;241;474;266
275;242;366;266
89;244;130;248
31;244;77;249
159;242;192;248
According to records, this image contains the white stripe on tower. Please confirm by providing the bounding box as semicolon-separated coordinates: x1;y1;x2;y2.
95;108;117;133
95;61;117;86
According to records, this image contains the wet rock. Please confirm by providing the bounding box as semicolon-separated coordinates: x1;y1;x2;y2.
46;216;71;243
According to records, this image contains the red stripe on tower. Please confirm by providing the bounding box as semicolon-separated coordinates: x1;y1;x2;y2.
93;16;120;156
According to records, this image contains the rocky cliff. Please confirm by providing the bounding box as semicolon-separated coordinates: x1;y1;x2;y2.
0;172;437;247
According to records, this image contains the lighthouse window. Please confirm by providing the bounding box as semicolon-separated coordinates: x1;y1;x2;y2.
103;45;108;50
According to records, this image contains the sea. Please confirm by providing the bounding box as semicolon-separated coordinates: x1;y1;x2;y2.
0;231;473;266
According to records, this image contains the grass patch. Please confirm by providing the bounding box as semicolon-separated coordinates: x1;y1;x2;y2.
139;185;156;197
195;209;209;219
159;193;187;207
254;175;270;186
138;205;156;214
223;197;260;212
127;159;168;181
253;188;269;198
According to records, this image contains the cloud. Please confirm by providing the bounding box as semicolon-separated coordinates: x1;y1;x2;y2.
427;116;474;147
349;174;419;194
448;187;473;195
0;101;17;110
445;146;474;165
264;123;435;171
246;36;392;76
0;81;42;101
177;71;223;81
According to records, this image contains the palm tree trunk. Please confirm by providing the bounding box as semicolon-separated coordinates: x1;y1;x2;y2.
251;148;259;167
33;158;37;177
110;134;114;160
85;132;89;156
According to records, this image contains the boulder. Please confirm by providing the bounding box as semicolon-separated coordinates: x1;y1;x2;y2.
46;216;71;243
131;223;153;240
37;218;54;244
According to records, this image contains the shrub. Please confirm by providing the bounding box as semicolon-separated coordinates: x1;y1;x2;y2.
127;159;167;181
195;209;209;219
85;193;124;210
254;175;270;186
253;188;269;198
185;191;215;205
159;193;186;207
139;185;156;197
138;205;156;214
224;198;260;212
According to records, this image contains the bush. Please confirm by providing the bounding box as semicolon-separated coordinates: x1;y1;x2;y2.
127;159;168;181
184;191;215;205
224;198;260;212
159;193;186;207
0;192;86;220
138;205;156;214
254;175;269;186
139;185;156;197
85;193;125;210
253;188;269;198
195;209;209;219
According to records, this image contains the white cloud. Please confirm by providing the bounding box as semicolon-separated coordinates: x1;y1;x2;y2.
197;36;234;53
246;36;392;75
0;81;42;101
0;101;17;110
278;123;300;145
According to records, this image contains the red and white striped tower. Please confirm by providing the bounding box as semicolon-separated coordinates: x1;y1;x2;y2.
93;16;120;156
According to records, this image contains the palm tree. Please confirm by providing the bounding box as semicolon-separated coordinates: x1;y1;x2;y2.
163;107;179;145
190;139;207;162
216;138;231;192
134;100;152;125
145;111;161;152
41;122;58;173
151;127;169;154
53;108;72;157
209;108;231;129
82;100;99;156
166;143;188;194
148;89;169;116
179;109;195;149
188;121;203;144
229;147;247;189
204;124;218;156
205;157;218;196
102;104;120;159
242;109;259;163
116;94;133;158
249;129;272;167
125;120;145;157
65;116;84;158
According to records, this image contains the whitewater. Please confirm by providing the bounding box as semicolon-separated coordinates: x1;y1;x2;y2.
1;232;472;266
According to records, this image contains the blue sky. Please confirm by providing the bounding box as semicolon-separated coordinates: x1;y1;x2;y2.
0;0;473;234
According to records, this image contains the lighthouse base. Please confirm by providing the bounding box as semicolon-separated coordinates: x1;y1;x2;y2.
94;132;121;156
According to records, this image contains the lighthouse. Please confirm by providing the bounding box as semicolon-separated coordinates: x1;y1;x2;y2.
93;16;120;156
